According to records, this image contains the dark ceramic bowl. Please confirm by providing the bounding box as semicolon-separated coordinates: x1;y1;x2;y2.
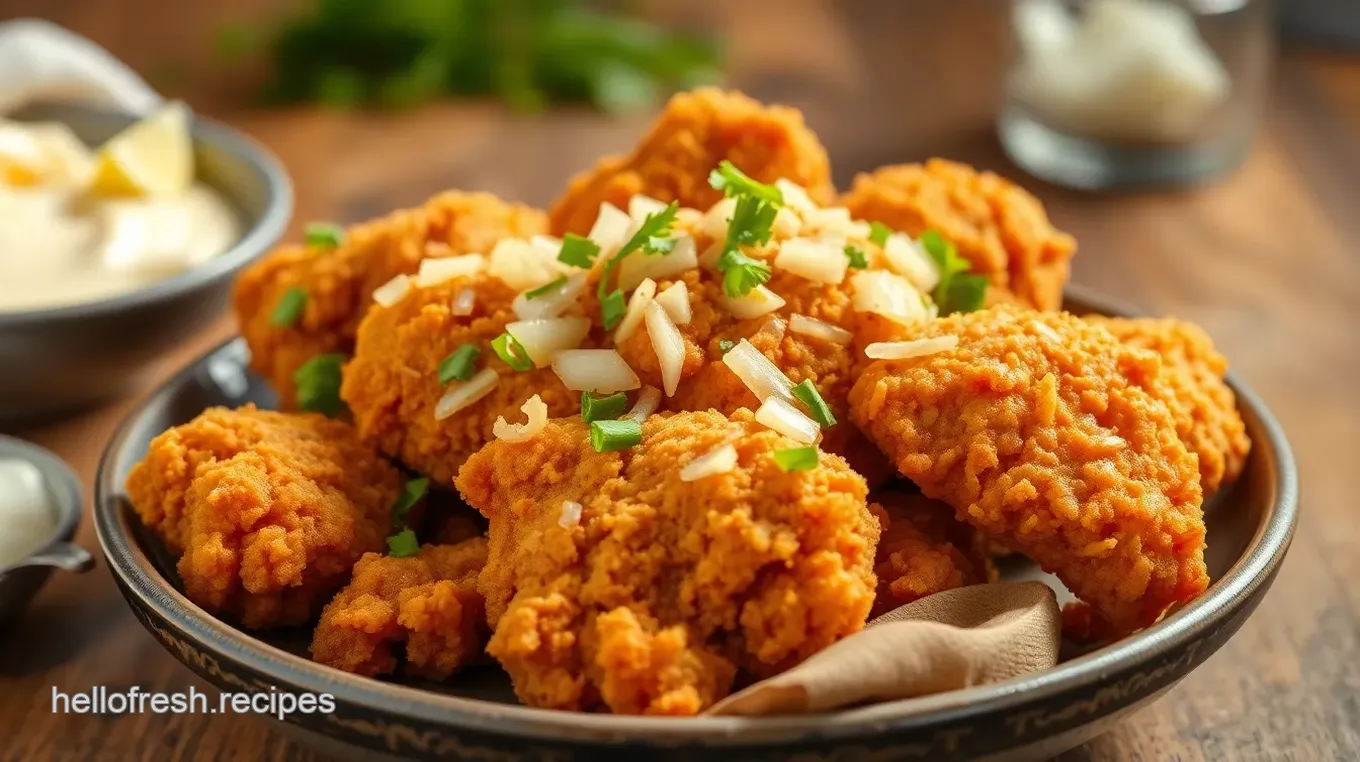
0;435;94;622
0;102;291;424
93;288;1298;762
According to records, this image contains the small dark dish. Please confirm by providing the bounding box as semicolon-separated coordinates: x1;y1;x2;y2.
0;435;94;622
93;287;1298;762
0;102;292;424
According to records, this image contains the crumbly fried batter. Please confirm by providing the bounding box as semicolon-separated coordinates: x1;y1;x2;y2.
869;491;995;618
1089;316;1250;496
549;88;835;236
849;307;1208;635
234;191;546;406
311;539;489;679
454;410;879;714
125;406;403;629
840;159;1075;311
341;273;579;485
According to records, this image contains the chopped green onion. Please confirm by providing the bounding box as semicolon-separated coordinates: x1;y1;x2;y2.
391;477;430;528
491;332;533;372
868;222;892;247
945;273;988;314
438;344;480;384
386;529;419;558
792;380;837;428
844;244;869;270
600;289;628;331
525;276;568;300
580;391;629;423
558;234;601;268
718;247;772;298
772;446;819;472
305;222;345;250
718;339;736;354
293;353;347;417
269;286;308;327
919;230;987;315
708;160;783;205
590;419;643;452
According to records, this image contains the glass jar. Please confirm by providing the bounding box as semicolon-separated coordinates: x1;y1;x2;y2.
999;0;1275;190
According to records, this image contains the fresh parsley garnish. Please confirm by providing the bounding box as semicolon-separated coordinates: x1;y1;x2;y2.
718;246;772;298
386;529;419;558
868;221;892;247
718;339;736;354
557;234;600;269
919;230;987;315
293;353;347;417
597;202;679;329
390;477;430;529
844;244;868;269
708;160;783;205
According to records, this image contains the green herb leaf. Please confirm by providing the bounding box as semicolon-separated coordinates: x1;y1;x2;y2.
718;247;772;298
718;339;736;354
919;230;986;315
772;446;819;472
386;529;419;558
844;244;868;270
725;195;778;248
491;332;533;372
580;391;629;423
305;222;345;250
525;277;568;300
645;235;675;255
558;234;601;269
438;344;480;385
590;418;643;453
869;222;892;247
596;202;680;320
792;380;837;428
945;273;988;314
391;477;430;528
708;160;783;205
600;289;628;331
270;286;307;328
293;353;347;417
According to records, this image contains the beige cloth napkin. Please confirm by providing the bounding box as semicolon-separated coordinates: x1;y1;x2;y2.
706;581;1061;716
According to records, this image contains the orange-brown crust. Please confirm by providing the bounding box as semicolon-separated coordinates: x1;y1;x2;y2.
849;307;1207;635
234;192;546;406
549;88;835;236
869;491;995;618
124;406;403;629
454;410;878;714
1089;316;1250;496
310;539;489;679
840;159;1075;311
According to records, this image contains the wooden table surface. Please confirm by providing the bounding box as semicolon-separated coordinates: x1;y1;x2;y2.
1;1;1357;760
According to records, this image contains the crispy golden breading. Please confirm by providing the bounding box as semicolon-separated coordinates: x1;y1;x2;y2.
849;307;1208;635
125;406;402;629
234;192;546;406
869;491;995;618
1089;316;1250;496
311;539;489;679
549;88;835;236
454;410;879;714
840;160;1075;311
341;273;579;485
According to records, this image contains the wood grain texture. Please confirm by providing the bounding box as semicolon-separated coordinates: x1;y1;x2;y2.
1;0;1357;759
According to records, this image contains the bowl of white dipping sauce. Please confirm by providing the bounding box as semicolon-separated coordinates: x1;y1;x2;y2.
0;434;92;622
0;101;291;423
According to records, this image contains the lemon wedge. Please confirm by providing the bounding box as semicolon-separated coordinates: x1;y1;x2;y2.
89;102;192;197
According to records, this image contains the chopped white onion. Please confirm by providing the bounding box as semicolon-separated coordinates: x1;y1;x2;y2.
755;396;820;444
883;234;941;292
613;278;657;344
850;270;929;325
644;302;686;397
718;286;786;319
772;207;802;239
512;272;588;320
701;197;736;240
372;274;413;307
531;235;562;252
559;500;583;527
698;241;726;271
722;339;795;404
753;315;787;345
493;394;549;442
588;202;632;254
773;237;847;284
624;386;662;422
790;314;853;344
451;288;476;316
629;194;667;223
775;178;816;212
435;367;499;420
653;282;692;324
552;350;641;393
618;234;698;291
802;206;870;239
679;443;738;482
488;238;571;291
424;241;455;258
506;316;591;368
416;254;484;288
865;335;960;360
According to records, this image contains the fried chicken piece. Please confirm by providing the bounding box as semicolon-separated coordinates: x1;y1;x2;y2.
454;410;880;714
840;159;1076;311
849;307;1208;636
125;406;403;629
1089;316;1250;496
869;491;995;618
311;539;489;679
234;191;546;406
549;88;835;236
